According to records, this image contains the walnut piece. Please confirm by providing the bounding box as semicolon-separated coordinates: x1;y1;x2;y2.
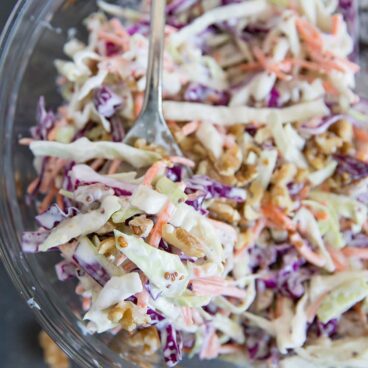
314;132;343;155
235;165;258;186
108;301;150;332
39;331;70;368
162;224;206;257
129;327;161;356
271;163;297;186
129;215;154;238
330;119;353;142
208;201;241;224
215;144;242;177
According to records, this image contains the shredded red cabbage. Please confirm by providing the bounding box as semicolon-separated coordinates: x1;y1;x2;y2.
244;325;273;360
316;318;338;338
30;97;55;140
300;115;344;135
334;154;368;180
21;230;50;253
160;324;183;367
93;86;123;118
166;165;185;182
105;41;121;57
267;87;280;108
55;260;77;281
339;0;359;60
185;175;247;202
35;204;77;230
147;308;165;325
184;83;230;106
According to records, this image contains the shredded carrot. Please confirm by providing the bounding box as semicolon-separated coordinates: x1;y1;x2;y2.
322;80;340;96
142;161;166;186
354;126;368;142
253;46;291;80
147;201;175;247
110;18;129;38
191;277;247;299
38;186;58;214
275;296;286;319
200;327;220;360
182;307;194;326
134;92;144;118
47;125;58;141
108;159;121;175
261;203;294;230
91;158;105;171
342;247;368;260
47;119;67;141
82;297;91;311
122;260;138;272
40;158;65;193
356;143;368;162
135;289;149;309
27;178;40;194
237;62;263;73
284;58;324;73
19;138;34;145
181;120;199;136
295;17;323;51
331;14;342;36
327;245;348;272
314;210;329;221
353;302;368;324
290;231;326;268
323;49;360;73
297;185;311;200
169;156;195;168
115;254;127;266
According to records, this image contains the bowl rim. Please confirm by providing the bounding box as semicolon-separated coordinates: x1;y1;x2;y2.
0;2;136;367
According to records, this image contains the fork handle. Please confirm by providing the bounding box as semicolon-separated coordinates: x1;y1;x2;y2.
142;0;166;119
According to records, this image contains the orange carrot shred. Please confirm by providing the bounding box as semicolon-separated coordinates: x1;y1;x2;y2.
262;203;294;230
108;159;121;175
142;161;166;186
354;126;368;142
27;178;40;194
39;187;58;214
134;92;144;118
147;202;175;247
326;245;348;272
342;247;368;259
181;120;199;136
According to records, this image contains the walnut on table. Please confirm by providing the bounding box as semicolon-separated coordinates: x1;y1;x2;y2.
39;331;70;368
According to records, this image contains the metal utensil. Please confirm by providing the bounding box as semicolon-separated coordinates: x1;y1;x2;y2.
123;0;182;157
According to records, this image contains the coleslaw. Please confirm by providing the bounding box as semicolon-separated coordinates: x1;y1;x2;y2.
20;0;368;367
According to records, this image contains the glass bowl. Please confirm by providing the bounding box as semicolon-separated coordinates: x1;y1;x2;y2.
0;1;233;367
1;1;367;368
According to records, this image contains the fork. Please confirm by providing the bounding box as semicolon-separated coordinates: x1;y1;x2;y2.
123;0;183;157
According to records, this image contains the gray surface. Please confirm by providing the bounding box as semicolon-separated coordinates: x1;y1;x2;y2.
0;2;47;368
